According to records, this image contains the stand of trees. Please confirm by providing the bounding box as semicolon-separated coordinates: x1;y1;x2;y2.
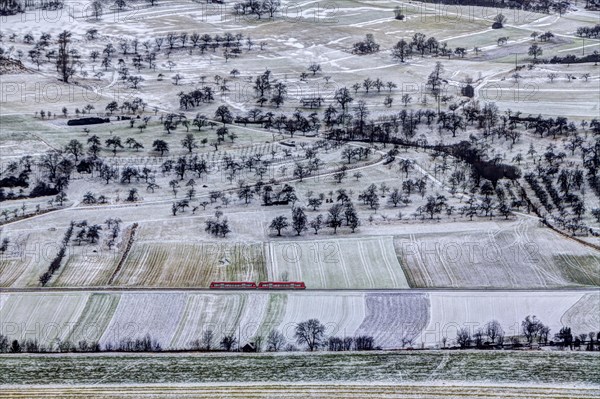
450;316;599;351
418;0;571;14
39;222;74;286
0;319;379;353
0;0;63;16
270;200;359;236
4;28;261;88
352;34;380;55
0;153;72;202
204;211;231;237
576;24;600;38
232;0;281;19
3;315;598;353
0;0;23;15
548;52;600;64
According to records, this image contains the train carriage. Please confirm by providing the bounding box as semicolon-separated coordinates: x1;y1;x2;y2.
258;281;306;290
209;282;257;289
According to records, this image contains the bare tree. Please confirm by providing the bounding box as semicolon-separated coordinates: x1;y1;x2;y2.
181;133;198;153
266;329;286;351
456;327;471;348
57;30;77;83
521;315;543;344
308;63;321;75
64;139;84;161
220;335;237;351
201;330;214;351
309;214;323;234
295;319;325;351
485;320;504;344
326;204;344;234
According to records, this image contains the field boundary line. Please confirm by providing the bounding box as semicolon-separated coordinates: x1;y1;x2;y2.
107;223;139;285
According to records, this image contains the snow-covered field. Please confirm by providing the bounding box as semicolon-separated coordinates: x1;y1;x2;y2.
4;216;597;290
419;291;594;345
170;293;249;348
0;293;90;346
396;219;600;288
66;293;121;344
561;293;600;335
54;251;121;287
277;292;366;340
268;236;410;289
356;293;429;348
98;292;188;349
1;290;597;350
111;241;267;287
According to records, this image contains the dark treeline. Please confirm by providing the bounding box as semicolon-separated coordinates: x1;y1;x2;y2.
39;221;73;286
547;53;600;65
2;316;599;353
0;151;72;203
0;0;23;15
417;0;571;13
576;24;600;38
232;0;281;19
178;87;216;110
0;0;63;16
436;141;521;187
449;316;600;352
0;319;379;353
0;336;101;353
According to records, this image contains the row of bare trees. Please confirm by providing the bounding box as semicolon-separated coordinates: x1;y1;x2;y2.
451;316;600;351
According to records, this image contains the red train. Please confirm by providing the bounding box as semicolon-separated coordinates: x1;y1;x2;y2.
209;281;306;290
209;282;257;289
258;281;306;289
